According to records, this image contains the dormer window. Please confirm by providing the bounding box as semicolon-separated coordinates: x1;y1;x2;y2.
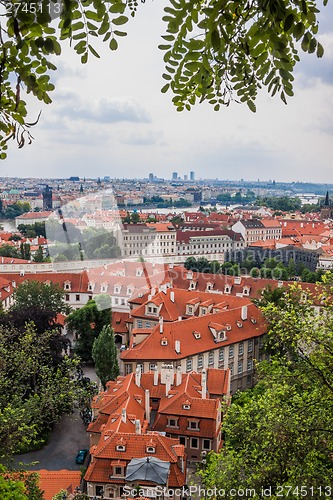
186;305;194;315
113;284;121;294
101;284;108;293
127;286;133;296
250;317;257;324
113;466;124;476
161;338;168;346
243;286;250;296
226;324;232;331
218;330;227;342
146;446;156;453
189;280;196;290
236;320;243;328
200;307;207;315
193;331;201;340
64;281;71;291
224;285;231;294
206;283;213;291
116;445;126;452
88;282;95;292
136;268;143;277
183;404;191;410
187;419;199;430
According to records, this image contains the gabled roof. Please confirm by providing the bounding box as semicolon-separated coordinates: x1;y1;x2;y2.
37;470;81;500
122;303;265;361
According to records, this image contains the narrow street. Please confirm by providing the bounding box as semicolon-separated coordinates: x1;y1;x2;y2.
11;366;98;471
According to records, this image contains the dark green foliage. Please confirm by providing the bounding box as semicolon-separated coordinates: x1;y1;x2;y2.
198;285;333;495
0;0;329;157
0;203;31;219
92;325;119;387
17;222;46;238
66;299;111;362
0;465;43;499
256;195;302;211
0;323;91;457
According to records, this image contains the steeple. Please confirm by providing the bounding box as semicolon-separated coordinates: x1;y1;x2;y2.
324;191;330;206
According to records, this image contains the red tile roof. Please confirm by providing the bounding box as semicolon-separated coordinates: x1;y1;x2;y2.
37;470;81;500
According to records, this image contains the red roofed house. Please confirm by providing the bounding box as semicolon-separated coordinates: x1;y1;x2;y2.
122;299;266;394
85;367;229;496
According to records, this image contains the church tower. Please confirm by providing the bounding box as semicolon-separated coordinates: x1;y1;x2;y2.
320;191;332;220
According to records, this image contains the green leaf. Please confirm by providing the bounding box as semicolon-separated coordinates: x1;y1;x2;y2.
161;83;170;93
317;42;324;58
211;29;220;52
284;13;294;33
109;3;126;14
113;30;127;37
88;44;100;58
109;38;118;51
112;15;128;26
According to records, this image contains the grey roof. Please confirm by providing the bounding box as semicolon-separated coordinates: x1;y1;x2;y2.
126;457;170;485
240;219;264;228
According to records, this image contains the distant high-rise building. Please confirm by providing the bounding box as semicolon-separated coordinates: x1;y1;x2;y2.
172;172;178;180
184;175;188;181
149;173;154;181
190;171;195;181
42;185;52;211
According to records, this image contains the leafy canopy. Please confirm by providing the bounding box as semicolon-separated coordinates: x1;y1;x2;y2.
0;0;328;157
198;284;333;497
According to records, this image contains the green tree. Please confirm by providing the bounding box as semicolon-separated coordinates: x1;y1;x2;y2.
33;245;44;262
198;284;333;497
0;323;92;456
66;299;111;362
0;0;328;158
92;325;119;388
0;244;19;258
20;242;31;260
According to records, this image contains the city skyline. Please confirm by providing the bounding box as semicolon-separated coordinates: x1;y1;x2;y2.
3;1;333;183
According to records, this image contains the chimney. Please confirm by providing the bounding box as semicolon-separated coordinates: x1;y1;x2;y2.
135;419;141;434
201;369;207;399
135;366;141;387
178;316;182;321
166;372;171;396
159;316;163;334
241;305;248;321
145;389;150;423
121;408;127;423
170;290;175;303
175;340;181;354
153;368;158;386
176;366;182;386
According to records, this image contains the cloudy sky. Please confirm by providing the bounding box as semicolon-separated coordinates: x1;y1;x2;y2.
5;1;333;183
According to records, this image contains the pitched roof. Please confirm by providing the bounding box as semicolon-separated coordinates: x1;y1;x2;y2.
122;303;265;362
37;470;81;500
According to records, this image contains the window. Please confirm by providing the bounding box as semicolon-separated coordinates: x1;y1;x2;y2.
137;364;143;373
191;438;199;449
248;340;253;353
186;358;193;372
149;363;157;371
179;436;186;445
125;364;133;374
219;348;224;363
137;320;143;328
188;420;199;430
145;321;151;328
96;486;104;496
116;445;125;451
65;294;70;301
167;418;178;427
76;294;80;301
203;439;211;450
208;351;214;366
114;467;123;476
229;346;234;358
229;362;234;376
247;359;253;371
197;355;203;369
239;343;244;356
238;361;243;374
146;446;155;453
